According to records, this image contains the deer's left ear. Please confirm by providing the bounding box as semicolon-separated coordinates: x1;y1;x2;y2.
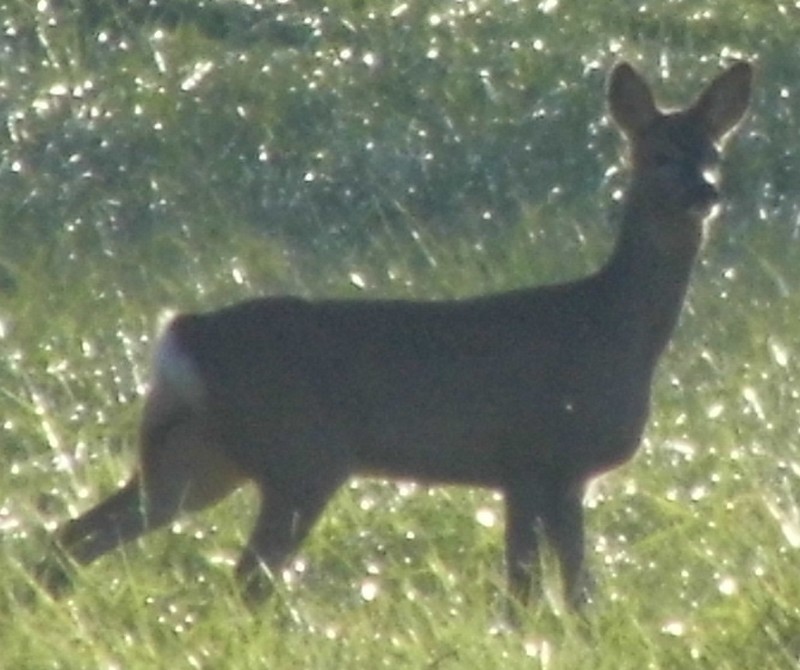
689;61;753;142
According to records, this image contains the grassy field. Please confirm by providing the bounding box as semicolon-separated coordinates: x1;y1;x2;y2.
1;0;799;667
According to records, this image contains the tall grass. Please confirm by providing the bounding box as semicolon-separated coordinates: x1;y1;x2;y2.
1;0;798;667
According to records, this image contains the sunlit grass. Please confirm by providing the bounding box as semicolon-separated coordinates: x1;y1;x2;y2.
3;214;799;668
1;0;799;668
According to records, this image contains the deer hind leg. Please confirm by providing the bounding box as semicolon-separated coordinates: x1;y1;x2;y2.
42;402;244;595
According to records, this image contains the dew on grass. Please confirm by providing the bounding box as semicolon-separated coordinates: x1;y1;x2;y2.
662;439;697;459
390;3;408;18
349;271;367;289
180;60;214;92
38;416;62;451
717;575;737;596
523;637;553;667
768;337;789;367
690;485;708;502
475;506;497;528
764;495;800;549
742;386;766;422
359;493;376;511
292;557;307;575
0;506;21;533
360;577;380;601
170;520;186;535
596;533;632;569
275;559;306;588
80;338;95;357
397;481;418;497
51;450;76;473
187;653;204;670
155;601;197;635
230;263;247;286
207;551;236;568
661;620;686;637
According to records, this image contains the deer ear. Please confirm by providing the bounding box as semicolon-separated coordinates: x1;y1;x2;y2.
689;61;753;142
608;62;659;135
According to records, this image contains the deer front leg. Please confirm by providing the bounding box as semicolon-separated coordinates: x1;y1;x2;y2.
504;484;544;613
236;479;342;606
540;480;591;609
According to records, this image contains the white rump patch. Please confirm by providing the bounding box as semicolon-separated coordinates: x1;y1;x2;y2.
153;325;206;408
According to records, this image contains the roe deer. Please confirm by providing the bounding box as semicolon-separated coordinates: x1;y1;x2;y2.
39;61;752;612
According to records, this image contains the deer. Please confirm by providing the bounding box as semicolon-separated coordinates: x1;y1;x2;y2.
38;61;752;614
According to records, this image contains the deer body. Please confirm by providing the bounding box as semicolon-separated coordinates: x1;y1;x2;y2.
178;278;657;480
43;61;752;611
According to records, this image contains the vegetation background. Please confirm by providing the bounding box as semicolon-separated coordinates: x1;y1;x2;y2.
0;0;798;667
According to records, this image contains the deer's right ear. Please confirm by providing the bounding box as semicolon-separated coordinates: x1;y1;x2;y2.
608;62;659;135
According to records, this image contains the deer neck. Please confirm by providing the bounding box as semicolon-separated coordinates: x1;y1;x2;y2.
596;189;706;359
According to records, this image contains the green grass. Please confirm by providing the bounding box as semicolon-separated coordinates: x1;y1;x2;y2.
1;0;799;667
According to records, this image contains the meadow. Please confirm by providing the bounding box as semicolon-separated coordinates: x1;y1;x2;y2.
0;0;799;667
